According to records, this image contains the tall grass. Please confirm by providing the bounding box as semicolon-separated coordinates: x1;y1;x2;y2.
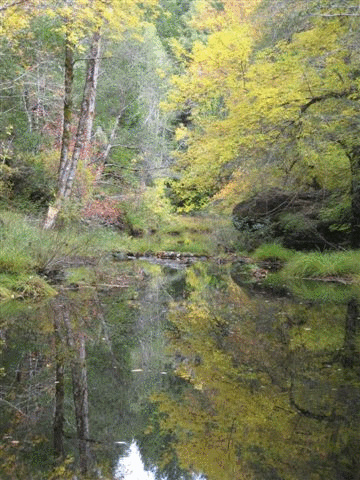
281;250;360;279
0;210;98;274
0;273;57;299
0;209;233;280
251;242;360;279
253;243;296;263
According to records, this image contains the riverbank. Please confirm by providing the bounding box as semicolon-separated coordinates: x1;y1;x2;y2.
1;209;360;301
0;209;236;300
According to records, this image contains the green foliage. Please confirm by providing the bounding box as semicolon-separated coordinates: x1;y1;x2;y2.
114;181;229;255
278;212;316;235
154;0;196;54
253;243;295;263
0;151;57;212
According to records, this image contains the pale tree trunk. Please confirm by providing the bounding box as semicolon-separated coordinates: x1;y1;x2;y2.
58;37;74;180
101;108;127;165
23;89;34;133
44;29;101;229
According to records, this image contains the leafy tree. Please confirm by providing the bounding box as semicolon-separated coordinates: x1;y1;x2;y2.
1;0;159;228
165;0;360;247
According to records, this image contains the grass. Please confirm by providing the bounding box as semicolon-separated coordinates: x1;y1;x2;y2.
66;266;97;285
0;210;98;300
252;243;360;281
4;205;360;303
0;208;236;300
87;213;236;256
0;273;57;300
253;243;296;263
281;250;360;279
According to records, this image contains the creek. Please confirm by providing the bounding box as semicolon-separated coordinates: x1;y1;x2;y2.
0;256;359;479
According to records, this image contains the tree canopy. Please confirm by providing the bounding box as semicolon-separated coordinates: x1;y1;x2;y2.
163;0;360;246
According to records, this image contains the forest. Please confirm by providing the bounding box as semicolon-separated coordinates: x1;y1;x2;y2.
1;0;360;266
1;1;360;479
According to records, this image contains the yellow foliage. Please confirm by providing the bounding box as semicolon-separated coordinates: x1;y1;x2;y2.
166;2;360;210
1;0;159;51
190;0;261;33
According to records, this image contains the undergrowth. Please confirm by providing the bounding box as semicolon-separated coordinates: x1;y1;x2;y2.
0;273;57;300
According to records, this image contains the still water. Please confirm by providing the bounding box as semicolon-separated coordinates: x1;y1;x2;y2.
0;258;359;479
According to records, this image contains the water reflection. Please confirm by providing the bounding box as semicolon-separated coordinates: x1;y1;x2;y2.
115;441;206;480
115;441;158;480
153;262;360;480
0;259;359;479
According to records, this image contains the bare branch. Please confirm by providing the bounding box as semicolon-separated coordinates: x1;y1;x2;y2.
0;397;30;418
300;87;358;114
310;13;360;17
0;0;26;12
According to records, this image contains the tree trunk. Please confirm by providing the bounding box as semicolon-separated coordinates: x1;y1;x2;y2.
341;298;359;368
71;334;91;475
62;309;91;474
44;29;101;229
44;35;75;230
58;38;74;179
53;316;65;460
63;28;101;196
23;89;34;133
100;106;127;165
349;146;360;249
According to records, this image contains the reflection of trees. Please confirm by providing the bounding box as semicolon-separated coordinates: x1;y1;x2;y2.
0;262;188;479
52;295;91;474
2;263;360;479
151;264;360;480
342;298;359;369
53;313;65;460
0;282;138;479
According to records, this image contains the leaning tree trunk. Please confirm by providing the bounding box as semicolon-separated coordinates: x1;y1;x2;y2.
58;37;74;181
44;29;101;229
